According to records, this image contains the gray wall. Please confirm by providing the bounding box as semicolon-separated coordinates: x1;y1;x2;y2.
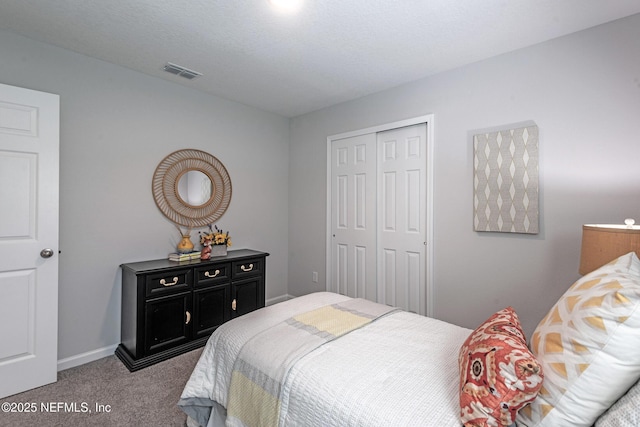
288;14;640;337
2;13;639;364
0;30;290;361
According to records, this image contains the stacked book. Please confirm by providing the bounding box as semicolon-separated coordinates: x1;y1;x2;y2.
168;251;201;262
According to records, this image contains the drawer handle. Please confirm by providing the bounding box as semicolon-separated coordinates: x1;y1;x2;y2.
185;311;191;324
232;299;237;311
160;276;179;286
205;269;220;278
240;264;254;272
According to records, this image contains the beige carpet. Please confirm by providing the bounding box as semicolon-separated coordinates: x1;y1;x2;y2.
2;348;203;427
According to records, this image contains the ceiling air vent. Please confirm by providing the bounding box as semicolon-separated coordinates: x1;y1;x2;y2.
162;62;202;80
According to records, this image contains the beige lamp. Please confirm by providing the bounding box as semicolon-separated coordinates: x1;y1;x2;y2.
579;219;640;275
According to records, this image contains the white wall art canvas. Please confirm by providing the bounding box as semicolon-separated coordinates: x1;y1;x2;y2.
473;124;539;234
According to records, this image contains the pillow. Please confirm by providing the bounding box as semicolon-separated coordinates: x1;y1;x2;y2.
596;379;640;427
517;252;640;427
458;307;543;427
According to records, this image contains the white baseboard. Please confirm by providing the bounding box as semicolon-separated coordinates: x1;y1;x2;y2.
57;344;118;372
266;294;293;306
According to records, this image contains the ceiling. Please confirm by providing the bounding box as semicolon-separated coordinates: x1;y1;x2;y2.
1;1;640;117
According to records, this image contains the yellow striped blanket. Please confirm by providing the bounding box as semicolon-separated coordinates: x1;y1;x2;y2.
226;298;399;427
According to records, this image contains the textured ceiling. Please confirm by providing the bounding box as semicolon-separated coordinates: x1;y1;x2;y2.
1;0;640;117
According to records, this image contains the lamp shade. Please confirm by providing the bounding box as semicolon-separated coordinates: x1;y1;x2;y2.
579;222;640;275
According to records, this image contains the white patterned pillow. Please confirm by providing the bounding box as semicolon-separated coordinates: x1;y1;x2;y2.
516;252;640;427
596;379;640;427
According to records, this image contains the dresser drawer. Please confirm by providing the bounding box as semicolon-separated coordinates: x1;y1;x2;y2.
194;263;230;287
145;268;192;298
232;257;264;279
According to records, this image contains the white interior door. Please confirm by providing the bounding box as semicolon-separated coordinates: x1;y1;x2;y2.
0;83;59;398
377;124;427;314
330;133;377;300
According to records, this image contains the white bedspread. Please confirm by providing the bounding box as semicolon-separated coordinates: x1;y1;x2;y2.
179;292;471;427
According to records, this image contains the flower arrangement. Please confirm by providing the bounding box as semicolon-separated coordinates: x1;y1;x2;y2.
200;224;232;247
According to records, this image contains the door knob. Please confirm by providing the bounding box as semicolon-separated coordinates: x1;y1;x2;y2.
40;248;54;258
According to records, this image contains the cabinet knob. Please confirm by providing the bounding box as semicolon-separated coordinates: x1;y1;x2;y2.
232;299;237;311
185;311;191;325
205;269;220;278
240;264;254;272
160;276;179;286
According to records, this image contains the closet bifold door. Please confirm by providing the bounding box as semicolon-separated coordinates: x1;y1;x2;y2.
330;132;377;301
329;123;428;315
376;124;427;315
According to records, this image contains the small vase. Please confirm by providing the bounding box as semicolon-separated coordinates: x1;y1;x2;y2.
211;245;227;257
177;234;194;254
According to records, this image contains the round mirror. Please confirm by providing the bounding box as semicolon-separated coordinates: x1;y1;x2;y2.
177;170;213;207
152;149;232;227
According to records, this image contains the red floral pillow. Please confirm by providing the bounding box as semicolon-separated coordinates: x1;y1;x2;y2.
458;307;543;427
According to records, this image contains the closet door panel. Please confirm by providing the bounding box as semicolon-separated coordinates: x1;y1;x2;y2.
330;133;377;300
377;124;427;314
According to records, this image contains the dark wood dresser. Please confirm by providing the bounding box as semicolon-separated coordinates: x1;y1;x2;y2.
115;249;268;371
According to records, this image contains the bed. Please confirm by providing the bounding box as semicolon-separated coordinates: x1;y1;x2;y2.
179;252;640;427
178;292;471;427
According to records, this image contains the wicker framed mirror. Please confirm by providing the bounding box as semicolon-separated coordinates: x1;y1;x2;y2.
152;149;232;227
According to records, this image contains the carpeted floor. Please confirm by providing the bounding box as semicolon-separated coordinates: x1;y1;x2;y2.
1;348;203;427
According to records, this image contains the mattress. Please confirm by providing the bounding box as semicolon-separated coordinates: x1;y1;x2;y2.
179;292;471;427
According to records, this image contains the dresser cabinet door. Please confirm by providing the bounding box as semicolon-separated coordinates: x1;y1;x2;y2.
193;285;230;338
145;293;192;355
232;278;263;318
231;257;265;318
